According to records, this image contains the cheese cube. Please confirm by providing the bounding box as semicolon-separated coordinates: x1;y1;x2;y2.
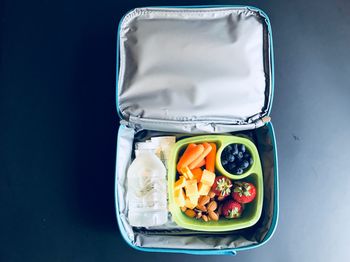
198;182;211;195
174;176;186;191
184;179;198;197
185;197;197;209
174;188;186;207
200;169;215;186
189;195;199;205
180;166;193;179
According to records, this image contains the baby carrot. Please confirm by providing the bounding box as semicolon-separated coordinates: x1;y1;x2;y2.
191;168;203;183
188;143;212;170
205;142;217;172
177;144;204;173
192;159;205;169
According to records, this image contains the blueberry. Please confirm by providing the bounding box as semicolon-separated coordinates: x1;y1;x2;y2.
244;153;250;159
237;151;244;159
224;153;232;162
239;144;246;153
241;160;249;169
228;154;235;163
236;168;244;175
221;159;228;166
232;144;239;155
227;162;236;170
226;145;232;152
249;157;254;165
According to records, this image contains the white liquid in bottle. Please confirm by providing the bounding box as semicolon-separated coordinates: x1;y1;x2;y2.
127;151;167;227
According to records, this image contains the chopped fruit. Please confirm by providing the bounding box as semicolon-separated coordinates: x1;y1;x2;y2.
174;176;187;190
205;142;217;172
177;144;204;174
222;200;242;219
191;168;203;183
185;197;197;209
200;169;215;186
180;166;194;180
174;189;186;207
198;182;211;196
232;182;256;204
184;179;199;197
188;143;212;169
211;176;232;198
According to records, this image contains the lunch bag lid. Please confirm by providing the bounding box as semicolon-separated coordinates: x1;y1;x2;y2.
117;7;273;126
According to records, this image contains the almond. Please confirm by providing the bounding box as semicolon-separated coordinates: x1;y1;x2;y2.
198;195;210;206
208;191;216;199
196;204;207;212
217;204;223;215
207;201;217;212
181;206;187;212
217;195;225;201
185;209;196;218
202;215;208;222
196;212;202;219
208;211;219;221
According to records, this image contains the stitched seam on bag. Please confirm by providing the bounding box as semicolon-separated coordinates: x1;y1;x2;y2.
121;8;259;27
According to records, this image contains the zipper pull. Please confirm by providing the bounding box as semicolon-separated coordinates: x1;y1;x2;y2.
262;116;271;123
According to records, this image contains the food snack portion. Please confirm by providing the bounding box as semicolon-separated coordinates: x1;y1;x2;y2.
221;143;254;175
173;143;216;210
173;141;257;223
232;182;257;204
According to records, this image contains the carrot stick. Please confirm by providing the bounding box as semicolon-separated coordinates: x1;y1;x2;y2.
205;142;217;172
191;168;203;183
188;143;212;170
177;144;204;173
192;159;205;169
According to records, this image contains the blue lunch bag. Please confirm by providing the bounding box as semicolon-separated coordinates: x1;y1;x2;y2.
115;6;279;256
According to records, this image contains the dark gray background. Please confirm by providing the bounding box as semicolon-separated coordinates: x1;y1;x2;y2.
1;0;350;261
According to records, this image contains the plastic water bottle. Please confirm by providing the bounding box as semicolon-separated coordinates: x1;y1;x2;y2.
127;149;168;227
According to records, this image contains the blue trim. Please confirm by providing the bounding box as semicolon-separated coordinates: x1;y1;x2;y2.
115;12;127;120
115;5;278;255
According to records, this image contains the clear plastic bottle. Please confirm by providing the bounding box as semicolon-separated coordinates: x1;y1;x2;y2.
127;149;168;227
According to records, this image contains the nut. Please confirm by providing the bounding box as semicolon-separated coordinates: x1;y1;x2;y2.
217;195;225;201
208;211;219;221
207;201;217;212
196;205;207;212
181;206;187;212
202;215;208;222
196;212;202;219
208;191;216;199
185;209;196;218
198;195;210;206
217;204;223;215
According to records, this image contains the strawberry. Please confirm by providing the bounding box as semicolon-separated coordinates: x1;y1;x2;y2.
232;182;256;204
222;200;242;219
211;176;232;198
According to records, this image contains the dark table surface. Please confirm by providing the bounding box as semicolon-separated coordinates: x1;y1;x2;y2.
1;0;350;261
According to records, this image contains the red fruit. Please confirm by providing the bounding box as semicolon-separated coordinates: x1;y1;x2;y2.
232;182;256;204
222;200;242;219
211;176;232;198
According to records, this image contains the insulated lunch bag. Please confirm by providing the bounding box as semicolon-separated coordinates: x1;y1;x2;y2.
115;6;278;255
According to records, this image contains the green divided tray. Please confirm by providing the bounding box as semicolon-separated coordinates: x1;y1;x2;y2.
168;135;264;232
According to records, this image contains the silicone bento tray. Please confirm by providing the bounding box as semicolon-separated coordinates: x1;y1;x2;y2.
168;135;263;232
